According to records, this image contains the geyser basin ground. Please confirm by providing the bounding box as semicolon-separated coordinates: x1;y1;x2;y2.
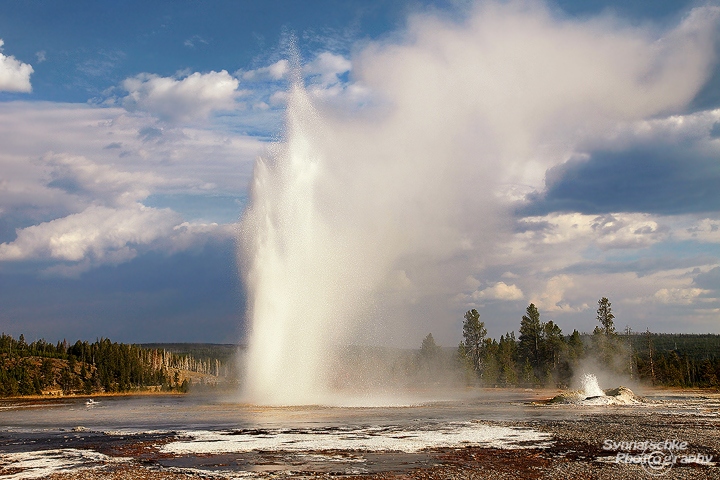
1;390;719;479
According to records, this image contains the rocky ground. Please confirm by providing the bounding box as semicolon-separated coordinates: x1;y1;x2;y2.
22;411;716;480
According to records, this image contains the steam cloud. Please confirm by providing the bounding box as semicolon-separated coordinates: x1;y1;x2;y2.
238;1;719;405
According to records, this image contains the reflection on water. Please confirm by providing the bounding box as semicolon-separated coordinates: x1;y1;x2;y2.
1;389;719;479
3;389;720;434
0;389;565;432
4;389;719;433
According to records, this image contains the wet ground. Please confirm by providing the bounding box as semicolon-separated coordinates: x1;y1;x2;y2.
1;389;719;479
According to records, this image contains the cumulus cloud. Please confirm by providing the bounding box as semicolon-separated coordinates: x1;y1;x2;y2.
0;203;235;276
0;101;263;210
0;39;33;92
677;218;720;244
42;153;165;206
241;59;290;81
239;54;363;116
454;278;524;306
0;204;180;263
304;52;351;85
241;52;350;86
302;52;373;109
121;70;240;123
0;100;265;276
531;275;587;312
514;213;669;254
473;282;524;301
653;287;712;305
492;210;720;330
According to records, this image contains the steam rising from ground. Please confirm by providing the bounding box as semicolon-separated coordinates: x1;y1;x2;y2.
238;1;719;405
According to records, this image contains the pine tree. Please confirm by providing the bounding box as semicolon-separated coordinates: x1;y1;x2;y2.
518;303;543;368
462;309;487;374
592;297;621;370
596;297;615;336
542;321;565;371
420;333;440;359
567;329;584;361
497;332;518;386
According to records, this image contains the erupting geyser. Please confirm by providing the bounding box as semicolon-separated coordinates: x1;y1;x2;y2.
581;373;604;398
238;2;718;406
238;82;383;405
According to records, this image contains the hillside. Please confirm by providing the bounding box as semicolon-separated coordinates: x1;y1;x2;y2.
0;335;231;397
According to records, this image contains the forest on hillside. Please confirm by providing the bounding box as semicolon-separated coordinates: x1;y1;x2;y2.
0;334;226;397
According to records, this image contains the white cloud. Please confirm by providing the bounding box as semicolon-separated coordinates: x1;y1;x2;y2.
42;152;165;206
241;59;290;81
184;35;209;48
301;52;372;109
169;221;236;253
268;90;288;106
0;39;33;92
587;108;720;150
653;287;712;305
516;213;668;251
0;102;264;213
236;53;363;120
465;275;481;290
473;282;524;301
0;101;265;275
488;209;720;329
304;52;351;85
241;52;351;86
0;203;235;276
677;218;720;243
531;275;586;312
0;204;180;263
121;71;240;123
239;54;363;117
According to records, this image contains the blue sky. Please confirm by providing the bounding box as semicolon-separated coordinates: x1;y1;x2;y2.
1;0;719;346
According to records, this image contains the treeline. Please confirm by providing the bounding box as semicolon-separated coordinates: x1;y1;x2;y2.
630;332;720;387
0;334;228;397
142;343;236;377
453;298;720;389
